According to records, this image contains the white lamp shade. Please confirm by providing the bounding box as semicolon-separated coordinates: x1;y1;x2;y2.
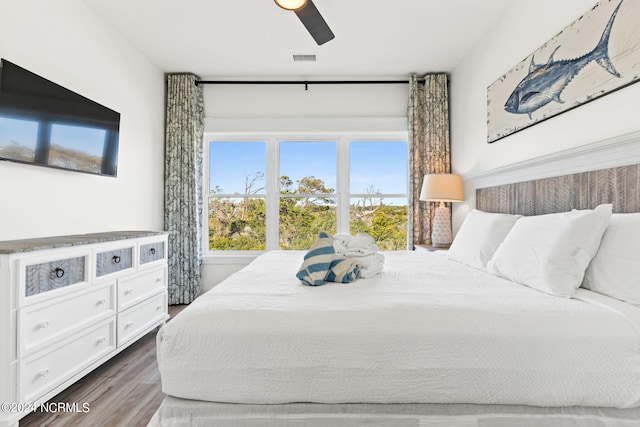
274;0;308;10
419;174;464;202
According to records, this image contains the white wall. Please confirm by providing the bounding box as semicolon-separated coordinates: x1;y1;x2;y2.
0;0;165;240
450;0;640;229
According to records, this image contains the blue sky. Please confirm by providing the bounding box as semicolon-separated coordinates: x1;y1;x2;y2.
209;140;407;195
350;142;407;194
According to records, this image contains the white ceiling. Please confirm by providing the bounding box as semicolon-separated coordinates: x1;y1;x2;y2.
83;0;513;79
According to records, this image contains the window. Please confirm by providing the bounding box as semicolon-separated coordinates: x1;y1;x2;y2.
208;141;267;250
349;141;408;250
279;141;337;249
205;133;408;253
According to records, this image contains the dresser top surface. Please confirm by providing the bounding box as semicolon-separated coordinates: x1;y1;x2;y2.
0;231;167;254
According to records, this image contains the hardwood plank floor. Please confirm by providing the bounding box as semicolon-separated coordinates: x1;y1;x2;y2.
20;305;188;427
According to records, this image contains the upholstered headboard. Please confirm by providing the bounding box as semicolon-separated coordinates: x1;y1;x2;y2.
476;164;640;215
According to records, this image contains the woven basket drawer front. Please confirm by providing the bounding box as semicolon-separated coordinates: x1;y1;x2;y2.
96;247;133;277
139;242;165;265
25;257;86;297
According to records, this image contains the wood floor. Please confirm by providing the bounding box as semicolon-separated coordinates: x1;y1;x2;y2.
20;305;188;427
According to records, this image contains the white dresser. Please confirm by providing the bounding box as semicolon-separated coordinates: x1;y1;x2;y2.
0;231;169;427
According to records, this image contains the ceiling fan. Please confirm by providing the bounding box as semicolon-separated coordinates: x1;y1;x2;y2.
275;0;335;45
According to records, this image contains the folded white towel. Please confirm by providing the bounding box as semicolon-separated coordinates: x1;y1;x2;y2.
333;234;350;255
333;233;352;247
333;233;380;256
360;263;383;279
356;253;385;269
348;233;376;249
344;244;379;257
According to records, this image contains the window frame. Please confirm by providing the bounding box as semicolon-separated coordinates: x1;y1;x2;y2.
203;131;409;259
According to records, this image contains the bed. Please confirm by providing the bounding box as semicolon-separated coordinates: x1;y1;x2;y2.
150;144;640;426
157;250;640;407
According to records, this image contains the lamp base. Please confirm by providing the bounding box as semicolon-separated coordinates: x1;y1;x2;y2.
431;203;452;247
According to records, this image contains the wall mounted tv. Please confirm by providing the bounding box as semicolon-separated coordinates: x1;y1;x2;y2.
0;59;120;177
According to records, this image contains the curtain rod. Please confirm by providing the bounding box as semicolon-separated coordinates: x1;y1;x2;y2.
195;79;426;90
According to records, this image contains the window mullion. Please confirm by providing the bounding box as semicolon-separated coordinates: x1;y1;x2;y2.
202;139;211;253
266;137;279;251
337;137;350;234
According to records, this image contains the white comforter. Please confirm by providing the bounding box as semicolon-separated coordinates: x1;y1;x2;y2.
157;251;640;408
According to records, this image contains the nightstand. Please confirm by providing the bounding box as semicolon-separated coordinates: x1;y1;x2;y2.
414;243;450;252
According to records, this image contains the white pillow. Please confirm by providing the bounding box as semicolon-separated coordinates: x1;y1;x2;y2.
447;210;521;270
582;213;640;303
486;204;612;297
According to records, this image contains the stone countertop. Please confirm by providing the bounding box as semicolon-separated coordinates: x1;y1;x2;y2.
0;231;168;254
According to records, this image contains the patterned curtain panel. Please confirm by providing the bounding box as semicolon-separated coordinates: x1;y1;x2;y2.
164;74;204;304
408;73;451;246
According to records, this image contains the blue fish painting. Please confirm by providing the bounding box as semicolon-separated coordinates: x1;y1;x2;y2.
504;0;624;120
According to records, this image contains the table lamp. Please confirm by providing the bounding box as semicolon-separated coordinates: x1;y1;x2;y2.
419;174;464;247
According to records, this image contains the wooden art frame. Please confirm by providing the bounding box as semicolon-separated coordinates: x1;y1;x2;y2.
487;0;640;143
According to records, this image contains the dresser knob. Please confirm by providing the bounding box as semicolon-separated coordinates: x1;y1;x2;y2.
124;289;134;296
125;322;134;329
112;255;121;264
53;267;65;279
97;337;107;345
156;278;162;283
40;321;49;329
97;299;107;306
39;369;49;378
150;248;156;255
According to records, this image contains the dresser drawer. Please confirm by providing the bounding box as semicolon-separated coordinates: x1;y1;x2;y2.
118;268;166;311
20;283;115;357
21;319;115;402
118;292;167;346
95;246;133;278
139;241;166;265
24;256;87;298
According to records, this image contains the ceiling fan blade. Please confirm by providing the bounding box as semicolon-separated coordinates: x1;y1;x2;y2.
295;0;335;45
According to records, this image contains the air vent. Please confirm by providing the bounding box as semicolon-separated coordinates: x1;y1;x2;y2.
293;54;317;62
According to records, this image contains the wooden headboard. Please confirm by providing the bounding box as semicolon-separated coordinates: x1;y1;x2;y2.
476;164;640;215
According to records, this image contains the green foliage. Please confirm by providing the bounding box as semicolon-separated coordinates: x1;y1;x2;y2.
279;196;337;250
209;198;266;250
209;174;407;251
350;205;407;250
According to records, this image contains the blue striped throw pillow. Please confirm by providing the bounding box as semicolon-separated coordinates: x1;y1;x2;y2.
296;232;335;286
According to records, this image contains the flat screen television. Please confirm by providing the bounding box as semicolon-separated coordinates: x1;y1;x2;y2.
0;59;120;177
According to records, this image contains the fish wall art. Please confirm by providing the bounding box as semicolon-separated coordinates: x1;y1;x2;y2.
487;0;640;143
